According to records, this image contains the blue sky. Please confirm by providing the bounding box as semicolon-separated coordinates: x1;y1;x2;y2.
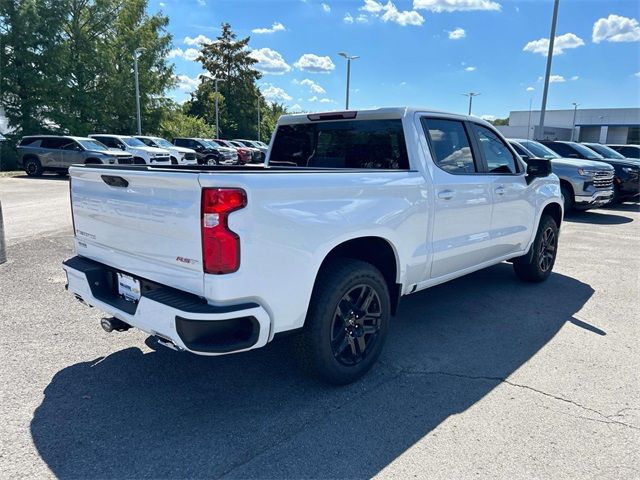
154;0;640;120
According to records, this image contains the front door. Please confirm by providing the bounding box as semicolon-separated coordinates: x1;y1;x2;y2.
470;123;535;258
420;117;494;279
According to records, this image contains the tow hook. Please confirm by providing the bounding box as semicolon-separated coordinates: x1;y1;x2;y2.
154;334;184;352
100;317;131;333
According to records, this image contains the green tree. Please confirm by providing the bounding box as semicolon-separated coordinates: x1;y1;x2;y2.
186;23;264;139
159;106;214;139
0;0;68;136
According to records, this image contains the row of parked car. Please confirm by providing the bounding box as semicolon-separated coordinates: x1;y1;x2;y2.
16;134;270;177
506;139;639;211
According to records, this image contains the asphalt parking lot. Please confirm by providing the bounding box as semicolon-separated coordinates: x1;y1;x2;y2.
1;174;638;479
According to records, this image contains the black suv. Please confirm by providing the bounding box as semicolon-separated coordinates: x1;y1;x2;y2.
172;138;221;165
540;140;639;203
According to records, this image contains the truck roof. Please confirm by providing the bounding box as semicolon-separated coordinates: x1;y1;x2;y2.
277;107;485;125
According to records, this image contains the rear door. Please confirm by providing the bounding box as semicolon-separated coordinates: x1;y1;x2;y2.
420;116;494;278
469;123;535;258
61;139;85;167
70;167;205;296
40;138;66;168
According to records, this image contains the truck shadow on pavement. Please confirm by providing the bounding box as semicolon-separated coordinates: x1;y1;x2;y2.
563;210;633;225
31;264;595;479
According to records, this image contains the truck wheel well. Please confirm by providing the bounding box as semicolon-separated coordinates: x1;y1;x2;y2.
317;237;401;315
133;157;146;165
559;179;573;195
23;154;39;162
542;202;562;228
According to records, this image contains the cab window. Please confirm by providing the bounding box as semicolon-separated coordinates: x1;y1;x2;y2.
473;125;518;174
421;118;477;174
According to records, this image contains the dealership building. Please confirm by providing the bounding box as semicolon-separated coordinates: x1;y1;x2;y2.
496;107;640;144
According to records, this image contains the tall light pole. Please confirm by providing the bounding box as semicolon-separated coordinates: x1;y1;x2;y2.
527;97;533;140
338;52;359;110
213;77;225;138
570;102;579;141
538;0;560;140
462;92;481;115
133;47;146;135
257;99;261;142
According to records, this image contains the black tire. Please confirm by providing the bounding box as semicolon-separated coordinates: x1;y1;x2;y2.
611;184;622;204
513;214;559;283
297;259;390;385
24;157;43;177
561;184;575;213
170;156;178;165
205;155;218;166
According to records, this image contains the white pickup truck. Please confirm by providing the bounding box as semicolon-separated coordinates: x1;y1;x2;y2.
63;108;563;384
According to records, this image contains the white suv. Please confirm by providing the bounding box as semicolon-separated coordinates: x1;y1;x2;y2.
89;134;171;165
135;136;198;165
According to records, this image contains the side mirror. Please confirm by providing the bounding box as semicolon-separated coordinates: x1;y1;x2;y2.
525;158;552;184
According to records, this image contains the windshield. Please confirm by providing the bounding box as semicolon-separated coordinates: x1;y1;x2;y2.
569;142;604;159
211;140;228;147
202;140;219;149
521;141;560;159
218;140;235;148
152;137;174;148
77;139;110;151
585;143;625;159
122;137;147;147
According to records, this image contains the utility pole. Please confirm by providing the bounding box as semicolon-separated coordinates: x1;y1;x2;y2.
570;102;579;141
257;99;261;142
538;0;560;140
462;92;481;115
214;77;224;138
338;52;359;110
133;47;146;135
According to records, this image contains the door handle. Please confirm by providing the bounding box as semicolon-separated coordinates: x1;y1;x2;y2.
438;189;455;200
494;186;506;195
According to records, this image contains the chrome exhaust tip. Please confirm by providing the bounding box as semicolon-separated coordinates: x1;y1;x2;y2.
100;317;131;333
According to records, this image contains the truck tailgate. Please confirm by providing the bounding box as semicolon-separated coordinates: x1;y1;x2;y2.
70;167;205;296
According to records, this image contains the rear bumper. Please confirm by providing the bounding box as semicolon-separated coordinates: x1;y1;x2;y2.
575;189;614;209
62;256;271;355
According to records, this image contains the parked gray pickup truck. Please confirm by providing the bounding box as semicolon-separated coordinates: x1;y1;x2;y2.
17;135;134;177
508;139;614;212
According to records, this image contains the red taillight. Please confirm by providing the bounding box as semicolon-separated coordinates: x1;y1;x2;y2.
201;188;247;274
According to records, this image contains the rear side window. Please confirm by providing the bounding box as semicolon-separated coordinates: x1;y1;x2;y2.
619;146;640;159
544;142;574;157
473;125;518;174
422;118;477;174
19;137;43;146
40;138;67;149
270;119;409;169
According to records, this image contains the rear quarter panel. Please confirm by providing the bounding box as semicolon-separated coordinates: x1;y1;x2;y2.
198;171;428;334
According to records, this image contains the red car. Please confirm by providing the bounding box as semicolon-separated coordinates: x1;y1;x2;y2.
212;139;252;164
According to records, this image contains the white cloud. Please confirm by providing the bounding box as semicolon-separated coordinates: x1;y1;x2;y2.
319;98;333;103
167;47;200;61
321;3;331;12
361;0;386;13
593;14;640;43
196;0;205;5
465;66;476;71
262;85;292;102
571;75;579;81
252;22;286;35
176;74;200;92
308;96;319;102
526;86;535;92
357;14;369;23
159;2;165;6
249;48;291;74
635;72;640;78
294;54;335;73
381;2;424;26
300;78;326;94
344;13;354;23
413;0;501;12
184;34;212;45
537;75;566;83
523;32;585;56
448;27;466;39
359;0;424;26
290;104;302;111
